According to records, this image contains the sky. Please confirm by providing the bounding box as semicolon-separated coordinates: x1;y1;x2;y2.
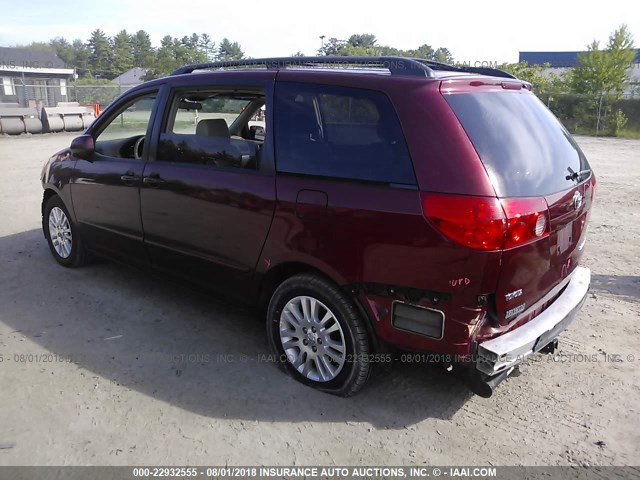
0;0;639;63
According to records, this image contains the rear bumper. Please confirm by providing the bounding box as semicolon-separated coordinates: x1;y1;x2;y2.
476;266;591;376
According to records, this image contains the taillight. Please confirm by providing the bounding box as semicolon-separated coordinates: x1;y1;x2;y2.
421;194;506;250
421;194;549;251
500;197;550;249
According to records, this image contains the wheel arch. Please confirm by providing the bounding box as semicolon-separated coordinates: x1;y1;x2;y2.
42;186;78;223
256;261;381;352
41;188;59;216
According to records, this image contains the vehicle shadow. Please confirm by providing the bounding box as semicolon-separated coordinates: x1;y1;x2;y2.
0;229;472;428
590;273;640;303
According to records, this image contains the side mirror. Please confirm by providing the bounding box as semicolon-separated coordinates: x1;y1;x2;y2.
249;125;265;141
70;134;95;159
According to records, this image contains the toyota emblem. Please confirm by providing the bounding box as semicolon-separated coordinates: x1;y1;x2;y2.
572;191;583;210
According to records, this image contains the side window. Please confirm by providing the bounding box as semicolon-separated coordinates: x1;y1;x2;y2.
157;90;266;170
94;93;157;159
274;82;415;185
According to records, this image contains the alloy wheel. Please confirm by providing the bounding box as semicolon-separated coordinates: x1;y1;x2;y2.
279;295;346;382
48;207;73;259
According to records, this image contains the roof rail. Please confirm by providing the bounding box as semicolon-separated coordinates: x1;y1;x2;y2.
171;56;435;78
170;56;518;81
412;58;517;79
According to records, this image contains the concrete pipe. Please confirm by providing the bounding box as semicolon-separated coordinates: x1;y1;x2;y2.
0;117;26;135
24;117;43;134
62;115;84;132
46;116;65;132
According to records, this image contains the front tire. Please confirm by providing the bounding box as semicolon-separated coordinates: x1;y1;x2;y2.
43;194;92;268
266;274;372;396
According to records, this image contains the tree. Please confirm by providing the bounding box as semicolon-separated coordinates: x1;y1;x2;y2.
433;47;454;64
319;34;383;56
218;38;244;61
18;41;54;52
131;30;155;69
148;35;178;78
111;30;133;75
144;33;206;79
407;44;434;60
318;37;347;56
347;34;377;49
174;37;192;64
71;39;90;77
88;29;112;78
403;44;454;63
572;25;636;98
189;33;201;51
317;35;456;64
501;61;567;95
571;24;636;134
170;35;206;66
199;33;213;61
49;37;74;66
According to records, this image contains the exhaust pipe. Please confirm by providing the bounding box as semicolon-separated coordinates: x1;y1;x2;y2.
464;366;514;398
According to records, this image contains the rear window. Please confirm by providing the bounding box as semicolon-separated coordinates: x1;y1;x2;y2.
444;91;590;197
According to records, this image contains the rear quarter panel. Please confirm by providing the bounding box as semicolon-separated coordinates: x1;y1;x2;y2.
258;174;502;356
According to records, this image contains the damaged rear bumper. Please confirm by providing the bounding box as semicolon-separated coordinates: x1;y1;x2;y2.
476;266;591;376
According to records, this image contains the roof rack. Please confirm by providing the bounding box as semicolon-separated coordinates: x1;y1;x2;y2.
412;58;516;79
170;56;517;80
171;56;435;77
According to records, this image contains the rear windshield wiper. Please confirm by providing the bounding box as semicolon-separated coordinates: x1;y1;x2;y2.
565;167;591;182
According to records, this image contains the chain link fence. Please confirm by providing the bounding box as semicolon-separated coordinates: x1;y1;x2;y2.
68;84;133;107
7;82;132;109
5;81;640;138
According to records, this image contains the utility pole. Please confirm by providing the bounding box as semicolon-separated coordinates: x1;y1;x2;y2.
319;35;326;51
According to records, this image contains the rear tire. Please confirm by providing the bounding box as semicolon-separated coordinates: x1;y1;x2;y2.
266;273;371;396
43;194;92;268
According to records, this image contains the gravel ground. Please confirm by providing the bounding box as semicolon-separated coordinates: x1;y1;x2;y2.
0;133;638;466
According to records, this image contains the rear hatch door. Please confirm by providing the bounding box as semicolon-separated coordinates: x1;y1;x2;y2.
442;81;594;324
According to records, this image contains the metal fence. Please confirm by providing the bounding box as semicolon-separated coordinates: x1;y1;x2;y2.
68;84;133;107
8;83;132;109
6;83;640;138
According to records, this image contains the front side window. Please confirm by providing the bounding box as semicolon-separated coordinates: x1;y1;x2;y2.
157;90;266;170
274;82;415;185
94;93;157;159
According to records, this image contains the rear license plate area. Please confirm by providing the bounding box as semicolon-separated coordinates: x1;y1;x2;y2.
556;222;573;255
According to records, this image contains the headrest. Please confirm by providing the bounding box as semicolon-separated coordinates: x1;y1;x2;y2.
196;118;230;137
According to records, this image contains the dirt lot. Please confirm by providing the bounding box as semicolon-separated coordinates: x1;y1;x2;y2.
0;133;638;466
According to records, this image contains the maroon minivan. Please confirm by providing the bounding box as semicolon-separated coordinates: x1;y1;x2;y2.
41;57;594;397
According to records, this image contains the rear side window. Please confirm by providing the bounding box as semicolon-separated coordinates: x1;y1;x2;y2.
274;82;415;185
444;91;591;197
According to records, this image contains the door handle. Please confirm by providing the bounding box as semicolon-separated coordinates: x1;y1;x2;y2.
120;172;139;186
143;174;166;187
